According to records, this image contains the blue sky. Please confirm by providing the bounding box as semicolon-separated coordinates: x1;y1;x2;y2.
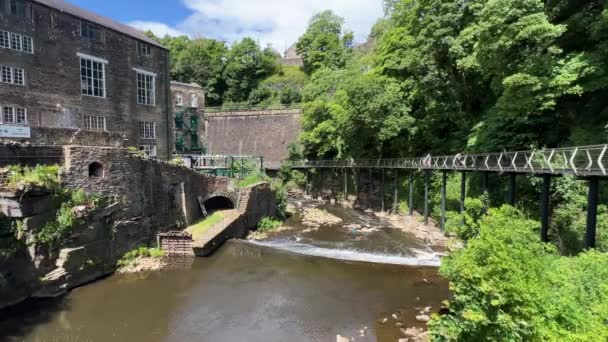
68;0;384;51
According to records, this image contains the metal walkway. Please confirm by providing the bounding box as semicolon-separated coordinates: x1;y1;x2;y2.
285;145;608;177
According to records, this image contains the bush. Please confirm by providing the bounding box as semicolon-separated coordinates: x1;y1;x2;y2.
445;196;488;241
7;165;60;190
430;206;608;341
270;180;289;220
117;246;165;268
257;217;283;232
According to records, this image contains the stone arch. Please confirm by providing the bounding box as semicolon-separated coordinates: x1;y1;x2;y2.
201;192;239;211
88;162;104;178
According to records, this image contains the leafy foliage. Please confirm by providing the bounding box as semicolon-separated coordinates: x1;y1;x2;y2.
7;165;60;190
430;206;608;341
257;217;283;232
117;246;165;268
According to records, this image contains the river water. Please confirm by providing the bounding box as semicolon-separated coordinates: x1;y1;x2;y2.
0;198;449;342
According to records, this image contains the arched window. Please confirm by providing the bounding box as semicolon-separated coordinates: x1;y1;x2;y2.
88;162;104;178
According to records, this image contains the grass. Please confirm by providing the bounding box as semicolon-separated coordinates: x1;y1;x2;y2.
185;211;224;240
117;246;165;268
237;171;267;188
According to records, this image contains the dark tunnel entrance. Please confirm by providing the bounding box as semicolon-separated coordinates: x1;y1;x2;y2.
203;196;235;213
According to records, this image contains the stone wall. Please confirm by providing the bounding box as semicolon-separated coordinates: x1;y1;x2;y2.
0;145;230;309
13;127;124;147
204;109;302;165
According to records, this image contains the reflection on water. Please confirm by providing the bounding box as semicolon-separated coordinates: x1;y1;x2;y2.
0;242;448;342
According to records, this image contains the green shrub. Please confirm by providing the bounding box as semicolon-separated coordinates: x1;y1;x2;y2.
7;165;60;190
270;180;289;219
445;196;489;241
430;206;608;341
257;217;283;232
117;246;165;267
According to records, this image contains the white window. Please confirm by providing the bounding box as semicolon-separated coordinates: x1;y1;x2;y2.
13;68;24;85
1;106;26;125
83;115;107;131
1;66;12;83
135;69;156;106
79;54;107;98
191;94;198;107
139;121;156;139
10;32;21;51
15;107;26;124
0;31;8;48
175;92;183;106
2;107;14;124
139;43;151;57
139;145;157;158
22;36;32;53
1;66;25;85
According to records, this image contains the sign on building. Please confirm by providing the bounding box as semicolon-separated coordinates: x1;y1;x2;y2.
0;125;31;138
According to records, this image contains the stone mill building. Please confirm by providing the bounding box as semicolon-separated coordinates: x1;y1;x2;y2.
0;0;172;159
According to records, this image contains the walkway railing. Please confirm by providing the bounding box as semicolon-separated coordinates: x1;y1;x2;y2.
285;145;608;177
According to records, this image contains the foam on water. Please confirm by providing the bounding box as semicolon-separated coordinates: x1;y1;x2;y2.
245;240;442;267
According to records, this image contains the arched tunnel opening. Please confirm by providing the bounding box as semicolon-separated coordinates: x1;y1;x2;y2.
204;196;235;214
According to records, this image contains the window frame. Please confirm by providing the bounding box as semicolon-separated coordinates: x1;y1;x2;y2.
139;121;156;140
138;42;152;58
78;53;108;98
134;68;156;106
0;106;26;125
175;92;183;106
83;115;107;132
0;66;25;86
8;0;27;18
80;20;102;41
0;30;33;54
139;144;157;158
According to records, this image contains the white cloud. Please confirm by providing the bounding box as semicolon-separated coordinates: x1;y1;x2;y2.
129;21;187;37
128;0;383;53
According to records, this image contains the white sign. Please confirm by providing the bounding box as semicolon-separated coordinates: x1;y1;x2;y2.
0;125;31;138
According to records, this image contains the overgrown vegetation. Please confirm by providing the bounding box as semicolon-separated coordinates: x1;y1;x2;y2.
6;165;60;190
37;189;102;250
430;206;608;341
185;211;224;240
257;217;283;233
117;246;165;268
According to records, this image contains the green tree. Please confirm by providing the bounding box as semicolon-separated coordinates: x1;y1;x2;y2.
296;10;354;74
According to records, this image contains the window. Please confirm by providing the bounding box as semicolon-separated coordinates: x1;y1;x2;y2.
81;21;101;41
175;92;183;106
9;0;26;17
0;30;33;53
135;69;155;106
139;43;151;57
79;53;107;98
10;32;21;50
139;145;157;158
83;115;107;132
1;66;11;83
15;107;26;124
0;66;25;85
2;107;14;124
139;121;156;139
191;94;198;107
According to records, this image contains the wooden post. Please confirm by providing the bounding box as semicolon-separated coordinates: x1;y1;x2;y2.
441;171;447;230
424;170;430;225
409;172;414;216
540;174;551;243
393;169;399;214
585;177;599;249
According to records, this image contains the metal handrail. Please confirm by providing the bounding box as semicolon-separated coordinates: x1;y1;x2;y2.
283;145;608;177
205;103;302;113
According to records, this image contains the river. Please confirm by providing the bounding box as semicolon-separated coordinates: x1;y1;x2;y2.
0;197;449;342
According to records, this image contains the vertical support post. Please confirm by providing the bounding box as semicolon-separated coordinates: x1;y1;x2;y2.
241;157;245;179
230;156;235;178
369;168;373;208
393;169;399;214
508;173;517;206
409;172;414;216
540;174;551;243
441;171;447;230
381;169;385;212
304;170;309;196
343;168;348;200
482;172;489;195
424;170;430;225
460;172;466;213
260;157;265;174
585;177;599;249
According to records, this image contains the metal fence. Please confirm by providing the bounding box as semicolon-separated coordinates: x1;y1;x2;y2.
205;103;302;113
285;145;608;177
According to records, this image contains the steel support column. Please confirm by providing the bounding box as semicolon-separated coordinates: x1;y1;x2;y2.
441;171;447;230
540;175;551;243
460;172;466;213
424;170;430;225
393;169;399;214
482;172;489;195
409;172;414;216
585;177;600;249
508;173;517;206
343;168;348;200
369;168;373;207
381;169;385;212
